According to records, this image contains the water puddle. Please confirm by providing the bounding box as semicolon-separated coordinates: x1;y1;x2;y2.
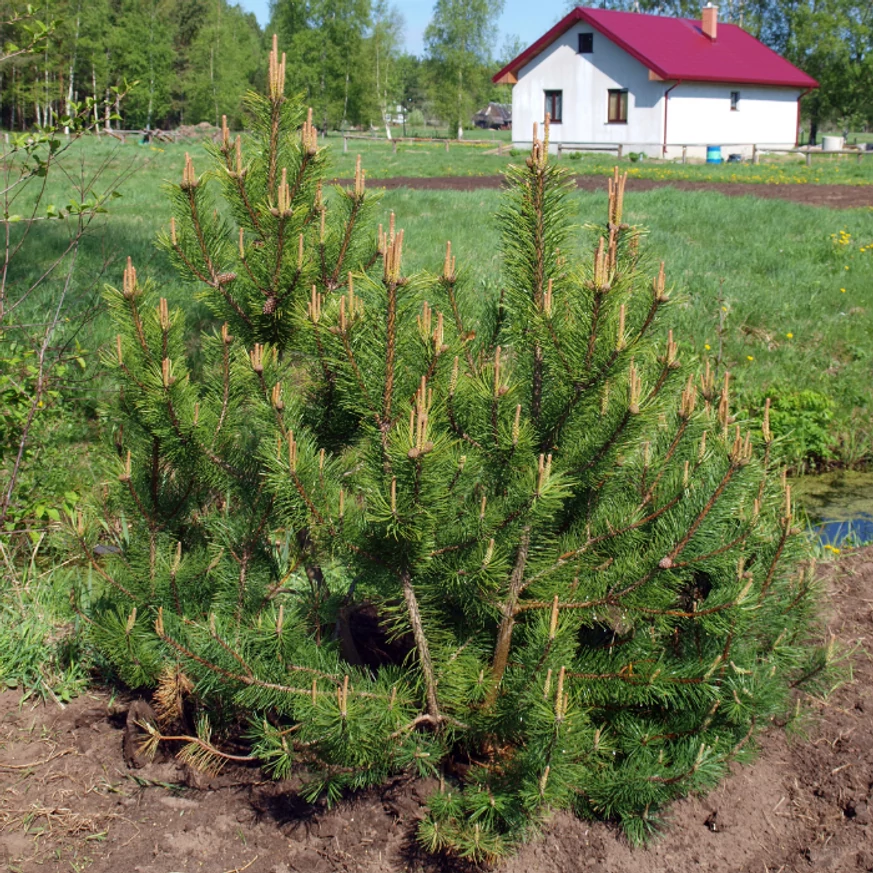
791;470;873;546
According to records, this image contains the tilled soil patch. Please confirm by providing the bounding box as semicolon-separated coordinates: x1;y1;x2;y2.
333;175;873;210
2;548;873;873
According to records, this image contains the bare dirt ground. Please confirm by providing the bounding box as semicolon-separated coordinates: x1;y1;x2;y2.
3;548;873;873
335;175;873;210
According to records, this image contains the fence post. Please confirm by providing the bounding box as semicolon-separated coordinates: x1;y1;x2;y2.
858;150;863;166
682;145;687;165
617;144;623;160
805;149;811;167
752;144;758;165
557;143;563;158
343;136;348;154
393;139;397;155
445;139;449;153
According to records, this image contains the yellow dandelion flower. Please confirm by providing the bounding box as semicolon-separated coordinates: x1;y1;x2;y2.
746;355;754;361
704;344;711;351
786;332;793;339
841;288;847;293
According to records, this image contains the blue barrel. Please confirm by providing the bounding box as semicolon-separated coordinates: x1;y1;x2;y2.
706;145;722;164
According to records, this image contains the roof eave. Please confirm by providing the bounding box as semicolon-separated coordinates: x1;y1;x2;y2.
492;7;675;85
492;8;585;84
663;73;819;88
492;6;819;91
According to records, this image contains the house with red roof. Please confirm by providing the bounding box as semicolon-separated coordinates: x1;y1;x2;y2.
493;5;817;159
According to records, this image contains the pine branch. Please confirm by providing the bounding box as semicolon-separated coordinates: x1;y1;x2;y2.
382;277;399;429
329;194;364;288
401;568;441;719
157;610;393;697
487;528;531;705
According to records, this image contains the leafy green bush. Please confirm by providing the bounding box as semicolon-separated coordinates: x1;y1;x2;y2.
743;388;835;472
0;334;89;536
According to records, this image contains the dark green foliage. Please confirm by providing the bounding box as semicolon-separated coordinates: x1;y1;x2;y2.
744;387;835;471
76;48;831;862
269;0;371;131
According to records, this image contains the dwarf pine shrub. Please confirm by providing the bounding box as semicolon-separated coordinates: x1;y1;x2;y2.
73;39;834;861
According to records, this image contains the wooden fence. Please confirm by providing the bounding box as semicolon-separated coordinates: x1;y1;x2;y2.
555;141;873;165
754;146;872;166
7;128;868;167
340;133;510;154
0;128;230;145
1;128;509;151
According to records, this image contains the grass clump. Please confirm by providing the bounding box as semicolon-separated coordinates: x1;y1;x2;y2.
0;559;90;702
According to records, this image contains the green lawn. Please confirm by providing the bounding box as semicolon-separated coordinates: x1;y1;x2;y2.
575;151;873;186
330;138;873;185
327;137;873;185
35;134;873;192
382;125;513;141
822;129;873;146
7;137;873;488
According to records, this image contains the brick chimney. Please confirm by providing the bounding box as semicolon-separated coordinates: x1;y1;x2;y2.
702;3;718;40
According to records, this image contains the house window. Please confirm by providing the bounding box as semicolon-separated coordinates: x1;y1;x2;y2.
544;90;563;124
578;33;593;53
730;90;740;111
607;89;628;124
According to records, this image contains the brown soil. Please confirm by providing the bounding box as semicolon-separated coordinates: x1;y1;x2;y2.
3;548;873;873
336;175;873;209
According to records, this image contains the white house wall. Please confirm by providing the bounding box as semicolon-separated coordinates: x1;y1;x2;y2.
664;84;800;158
511;28;803;158
512;25;665;155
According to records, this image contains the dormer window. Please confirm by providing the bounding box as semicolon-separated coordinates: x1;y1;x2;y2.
578;33;593;53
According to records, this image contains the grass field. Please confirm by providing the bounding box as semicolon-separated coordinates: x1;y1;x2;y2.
4;136;873;519
29;134;873;190
331;138;873;185
822;129;873;146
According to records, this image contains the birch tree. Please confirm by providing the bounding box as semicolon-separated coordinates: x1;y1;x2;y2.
424;0;504;137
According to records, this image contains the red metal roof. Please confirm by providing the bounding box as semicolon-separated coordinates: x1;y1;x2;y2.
493;7;818;89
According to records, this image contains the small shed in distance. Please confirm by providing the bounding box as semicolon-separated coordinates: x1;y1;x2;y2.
473;102;512;130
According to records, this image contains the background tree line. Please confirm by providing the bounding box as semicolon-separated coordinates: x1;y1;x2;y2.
0;0;867;134
0;0;511;133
